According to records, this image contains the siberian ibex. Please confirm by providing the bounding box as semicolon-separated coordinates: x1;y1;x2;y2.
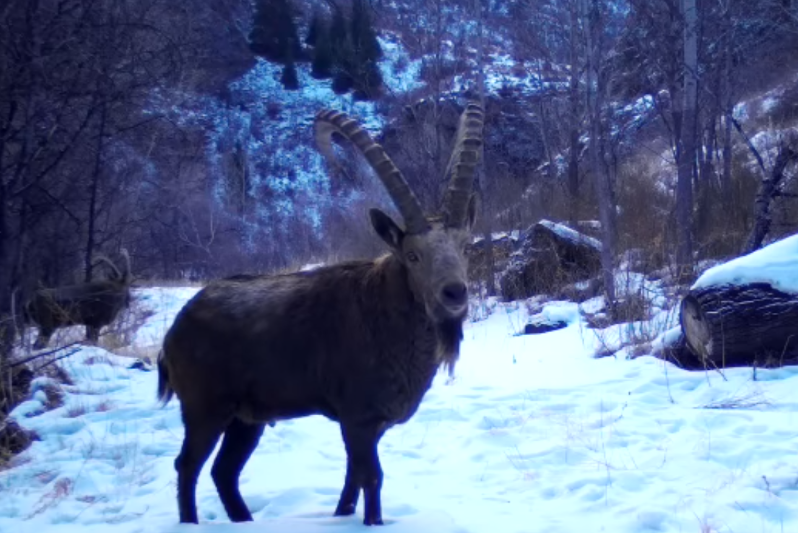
24;249;133;349
157;103;485;526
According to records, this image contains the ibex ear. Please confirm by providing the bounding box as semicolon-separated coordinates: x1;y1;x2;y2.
369;208;405;251
465;193;479;231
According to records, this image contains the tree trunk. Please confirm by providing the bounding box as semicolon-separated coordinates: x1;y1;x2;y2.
721;0;734;204
695;113;716;240
567;2;581;226
585;0;617;309
84;104;107;282
681;282;798;368
676;0;698;281
0;183;12;367
742;140;798;254
474;0;495;296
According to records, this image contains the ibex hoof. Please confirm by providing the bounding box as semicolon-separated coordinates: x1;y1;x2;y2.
334;504;356;517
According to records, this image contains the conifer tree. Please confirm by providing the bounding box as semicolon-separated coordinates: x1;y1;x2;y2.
351;0;382;62
306;10;322;47
350;0;383;100
310;16;334;80
330;8;354;94
249;0;302;65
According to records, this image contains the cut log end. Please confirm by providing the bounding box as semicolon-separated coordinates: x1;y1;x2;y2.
680;294;712;360
679;282;798;369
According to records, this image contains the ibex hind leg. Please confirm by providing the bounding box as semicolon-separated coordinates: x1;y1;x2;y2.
175;406;229;523
210;418;265;522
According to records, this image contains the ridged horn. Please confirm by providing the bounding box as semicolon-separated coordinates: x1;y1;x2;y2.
92;254;121;280
442;102;485;228
119;248;131;284
314;109;429;234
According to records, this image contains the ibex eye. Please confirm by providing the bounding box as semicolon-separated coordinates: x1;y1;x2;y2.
406;252;419;263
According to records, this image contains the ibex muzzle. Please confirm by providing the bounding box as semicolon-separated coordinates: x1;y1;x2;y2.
158;103;485;526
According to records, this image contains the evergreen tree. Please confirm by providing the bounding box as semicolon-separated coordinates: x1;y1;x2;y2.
350;0;382;62
306;10;322;47
310;16;334;80
352;60;383;100
330;8;354;94
331;63;354;94
350;0;383;100
249;0;302;65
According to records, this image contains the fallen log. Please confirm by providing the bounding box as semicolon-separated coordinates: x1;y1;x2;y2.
680;282;798;368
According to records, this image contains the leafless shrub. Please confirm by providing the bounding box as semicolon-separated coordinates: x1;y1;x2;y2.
701;390;772;410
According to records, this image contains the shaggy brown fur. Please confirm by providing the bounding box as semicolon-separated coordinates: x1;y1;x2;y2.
158;104;484;526
24;249;132;349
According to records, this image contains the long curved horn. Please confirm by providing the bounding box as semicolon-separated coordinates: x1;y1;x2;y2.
442;102;485;228
92;254;122;280
119;248;131;284
315;109;429;234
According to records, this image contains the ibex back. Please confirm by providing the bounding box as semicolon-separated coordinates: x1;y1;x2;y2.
25;249;132;349
158;103;485;525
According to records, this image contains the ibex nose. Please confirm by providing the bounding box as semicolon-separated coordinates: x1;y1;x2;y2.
441;282;468;307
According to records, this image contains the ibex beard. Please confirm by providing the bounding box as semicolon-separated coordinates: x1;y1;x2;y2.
158;103;485;526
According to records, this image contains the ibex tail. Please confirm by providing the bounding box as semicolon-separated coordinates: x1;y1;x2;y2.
157;351;174;406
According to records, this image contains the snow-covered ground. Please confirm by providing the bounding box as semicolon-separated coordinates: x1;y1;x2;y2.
3;281;798;533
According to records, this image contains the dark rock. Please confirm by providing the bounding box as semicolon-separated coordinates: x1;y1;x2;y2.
500;220;603;301
0;417;38;465
523;320;567;335
128;359;153;372
0;366;33;416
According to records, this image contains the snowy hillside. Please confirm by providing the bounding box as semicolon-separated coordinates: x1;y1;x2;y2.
3;282;798;533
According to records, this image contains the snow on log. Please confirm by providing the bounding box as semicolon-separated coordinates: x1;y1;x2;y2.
499;219;602;301
680;234;798;368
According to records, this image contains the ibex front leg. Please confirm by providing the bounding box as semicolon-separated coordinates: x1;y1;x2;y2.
338;422;385;526
334;456;360;517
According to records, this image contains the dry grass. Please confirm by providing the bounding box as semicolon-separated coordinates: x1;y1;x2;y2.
96;295;156;355
700;390;772;410
27;476;73;518
65;405;87;418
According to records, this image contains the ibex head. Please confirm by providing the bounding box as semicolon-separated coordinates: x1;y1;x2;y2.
315;103;484;323
92;248;132;285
